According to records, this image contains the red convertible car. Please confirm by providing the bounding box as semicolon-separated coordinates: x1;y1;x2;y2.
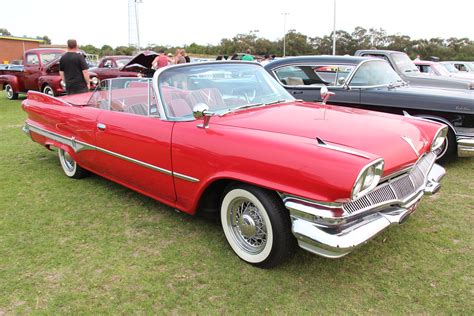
22;62;447;268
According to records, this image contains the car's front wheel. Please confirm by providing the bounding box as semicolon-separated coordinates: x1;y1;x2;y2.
4;84;18;100
58;148;88;179
220;184;295;268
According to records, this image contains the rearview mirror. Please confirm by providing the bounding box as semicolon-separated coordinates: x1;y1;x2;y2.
193;103;213;128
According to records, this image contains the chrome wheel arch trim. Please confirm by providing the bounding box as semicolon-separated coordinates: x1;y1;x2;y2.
24;122;199;183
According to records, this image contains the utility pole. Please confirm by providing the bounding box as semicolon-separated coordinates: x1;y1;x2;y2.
282;12;289;57
128;0;143;52
332;0;336;55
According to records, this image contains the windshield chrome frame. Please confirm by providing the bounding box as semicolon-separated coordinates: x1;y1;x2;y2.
152;61;271;122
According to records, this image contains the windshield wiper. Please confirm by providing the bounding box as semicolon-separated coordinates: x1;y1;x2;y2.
219;99;290;116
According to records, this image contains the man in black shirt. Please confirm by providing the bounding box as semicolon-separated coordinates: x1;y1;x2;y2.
59;39;90;95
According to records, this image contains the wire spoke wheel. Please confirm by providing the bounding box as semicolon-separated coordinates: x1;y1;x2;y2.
228;198;267;254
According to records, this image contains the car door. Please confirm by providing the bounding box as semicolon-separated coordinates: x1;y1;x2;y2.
93;81;176;202
24;52;41;91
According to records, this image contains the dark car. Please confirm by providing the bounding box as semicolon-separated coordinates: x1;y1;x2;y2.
355;50;474;91
90;52;157;81
264;56;474;161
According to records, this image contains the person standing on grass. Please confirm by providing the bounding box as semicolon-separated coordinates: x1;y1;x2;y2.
59;39;90;95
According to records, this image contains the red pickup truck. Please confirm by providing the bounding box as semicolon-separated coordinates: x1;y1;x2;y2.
0;48;98;99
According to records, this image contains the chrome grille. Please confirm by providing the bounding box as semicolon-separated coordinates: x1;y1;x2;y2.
343;152;436;215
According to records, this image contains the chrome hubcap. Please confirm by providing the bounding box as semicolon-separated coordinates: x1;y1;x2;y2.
44;87;53;96
5;85;12;98
228;198;267;254
63;151;75;171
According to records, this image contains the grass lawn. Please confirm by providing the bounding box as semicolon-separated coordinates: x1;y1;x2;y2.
0;95;473;314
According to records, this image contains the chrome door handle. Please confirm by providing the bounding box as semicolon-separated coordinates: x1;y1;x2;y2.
97;123;106;131
292;91;304;94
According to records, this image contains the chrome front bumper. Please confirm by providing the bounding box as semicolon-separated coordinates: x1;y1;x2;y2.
457;136;474;157
285;157;445;259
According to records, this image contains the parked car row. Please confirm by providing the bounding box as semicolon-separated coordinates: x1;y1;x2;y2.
0;48;100;99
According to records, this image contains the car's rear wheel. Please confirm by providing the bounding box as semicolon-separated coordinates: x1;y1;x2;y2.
58;148;88;179
220;184;295;268
42;85;55;96
4;84;18;100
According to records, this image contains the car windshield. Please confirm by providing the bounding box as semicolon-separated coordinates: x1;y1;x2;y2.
466;62;474;71
392;53;419;73
40;53;63;64
116;58;131;68
349;60;403;87
441;63;459;73
87;78;159;116
157;63;293;119
432;63;451;76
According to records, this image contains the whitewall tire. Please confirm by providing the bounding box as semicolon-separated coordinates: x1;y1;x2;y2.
220;184;295;268
58;148;88;179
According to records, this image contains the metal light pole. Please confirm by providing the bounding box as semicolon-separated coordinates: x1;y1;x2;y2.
332;0;336;55
282;12;289;57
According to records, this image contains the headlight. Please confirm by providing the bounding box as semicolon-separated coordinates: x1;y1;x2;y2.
60;80;66;88
430;126;448;152
91;77;99;85
351;159;384;200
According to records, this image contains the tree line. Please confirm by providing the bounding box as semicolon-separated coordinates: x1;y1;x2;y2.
2;26;473;60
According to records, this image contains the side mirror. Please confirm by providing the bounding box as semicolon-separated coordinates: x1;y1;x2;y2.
320;86;335;105
193;103;213;128
337;77;346;85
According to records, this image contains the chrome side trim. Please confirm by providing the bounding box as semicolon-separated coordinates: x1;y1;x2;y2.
172;172;200;183
316;137;371;159
25;122;199;182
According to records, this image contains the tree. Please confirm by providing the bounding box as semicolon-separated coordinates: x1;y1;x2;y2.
81;44;100;55
0;28;11;36
100;45;114;57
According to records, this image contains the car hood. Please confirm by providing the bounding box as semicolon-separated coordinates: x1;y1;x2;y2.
213;101;436;176
120;51;158;71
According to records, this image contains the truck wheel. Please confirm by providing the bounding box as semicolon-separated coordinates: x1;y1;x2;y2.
42;85;55;96
58;148;89;179
220;183;295;268
4;84;18;100
435;128;456;164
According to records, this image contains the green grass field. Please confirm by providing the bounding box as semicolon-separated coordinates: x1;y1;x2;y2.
0;95;472;314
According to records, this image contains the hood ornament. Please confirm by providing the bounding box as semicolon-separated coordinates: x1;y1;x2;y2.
320;86;335;105
401;136;420;157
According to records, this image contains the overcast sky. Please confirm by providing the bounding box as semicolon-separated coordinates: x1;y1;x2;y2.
1;0;473;48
